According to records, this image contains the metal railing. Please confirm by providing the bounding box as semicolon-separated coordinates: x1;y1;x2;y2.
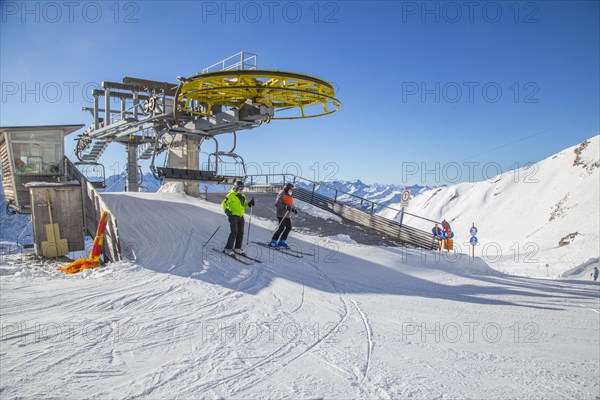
246;174;440;250
202;51;258;74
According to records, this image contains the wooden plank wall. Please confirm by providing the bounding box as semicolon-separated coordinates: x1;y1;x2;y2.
65;158;122;262
0;133;16;205
29;185;85;253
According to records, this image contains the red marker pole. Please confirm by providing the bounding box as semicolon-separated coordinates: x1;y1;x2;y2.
443;220;450;252
471;222;475;259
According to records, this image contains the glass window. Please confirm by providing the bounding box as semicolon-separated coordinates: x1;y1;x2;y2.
10;131;64;175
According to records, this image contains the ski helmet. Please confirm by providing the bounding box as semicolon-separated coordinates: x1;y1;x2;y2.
235;181;245;190
284;183;294;192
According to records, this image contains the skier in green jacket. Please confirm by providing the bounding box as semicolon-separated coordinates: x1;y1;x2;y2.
221;181;254;256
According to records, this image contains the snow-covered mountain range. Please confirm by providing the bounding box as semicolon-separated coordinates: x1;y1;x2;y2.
380;135;600;277
103;172;162;193
295;180;433;213
104;173;432;212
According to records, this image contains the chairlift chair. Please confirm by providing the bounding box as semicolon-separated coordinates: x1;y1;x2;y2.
151;133;247;184
74;161;106;189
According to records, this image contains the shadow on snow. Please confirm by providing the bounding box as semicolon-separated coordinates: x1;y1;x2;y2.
102;194;599;311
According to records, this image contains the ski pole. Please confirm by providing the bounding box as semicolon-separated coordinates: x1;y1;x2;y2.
202;225;221;249
272;209;291;235
246;202;253;246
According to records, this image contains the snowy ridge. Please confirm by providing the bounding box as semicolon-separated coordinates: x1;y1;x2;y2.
381;135;600;277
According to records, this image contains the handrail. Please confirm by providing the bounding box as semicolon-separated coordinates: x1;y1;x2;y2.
246;173;442;226
211;173;439;249
202;51;258;74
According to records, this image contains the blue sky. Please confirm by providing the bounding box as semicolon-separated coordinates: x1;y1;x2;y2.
1;0;598;185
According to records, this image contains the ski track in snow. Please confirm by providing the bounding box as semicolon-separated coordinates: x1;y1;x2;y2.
302;258;380;393
350;299;373;384
577;303;600;314
2;253;599;399
256;265;354;394
149;256;349;395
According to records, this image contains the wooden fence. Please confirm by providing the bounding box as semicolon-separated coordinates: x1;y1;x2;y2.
65;158;122;262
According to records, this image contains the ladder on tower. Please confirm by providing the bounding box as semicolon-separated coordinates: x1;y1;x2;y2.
137;142;155;160
80;140;109;163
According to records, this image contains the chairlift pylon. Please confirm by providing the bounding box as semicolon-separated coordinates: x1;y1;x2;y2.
74;53;341;193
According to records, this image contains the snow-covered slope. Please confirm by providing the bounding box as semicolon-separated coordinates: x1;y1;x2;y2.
1;190;599;399
381;135;600;277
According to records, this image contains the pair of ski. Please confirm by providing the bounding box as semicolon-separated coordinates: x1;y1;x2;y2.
211;248;262;265
212;241;311;265
252;241;313;259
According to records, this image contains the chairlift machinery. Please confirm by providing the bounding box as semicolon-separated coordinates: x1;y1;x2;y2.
75;52;341;191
